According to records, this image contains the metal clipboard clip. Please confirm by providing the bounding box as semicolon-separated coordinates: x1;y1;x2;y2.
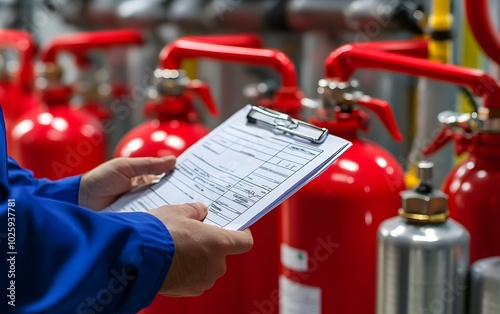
246;106;329;144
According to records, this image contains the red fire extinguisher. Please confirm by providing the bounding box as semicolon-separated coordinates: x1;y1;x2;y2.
50;29;143;123
113;34;263;158
0;30;38;158
10;30;142;179
139;37;304;314
280;78;404;314
326;42;500;265
279;41;431;314
423;108;500;263
308;46;500;313
81;34;259;125
114;68;219;158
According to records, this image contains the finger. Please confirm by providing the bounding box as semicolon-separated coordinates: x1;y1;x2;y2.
175;202;208;221
224;228;254;255
120;156;177;178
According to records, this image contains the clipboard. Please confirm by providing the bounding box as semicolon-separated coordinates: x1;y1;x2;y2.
103;105;351;231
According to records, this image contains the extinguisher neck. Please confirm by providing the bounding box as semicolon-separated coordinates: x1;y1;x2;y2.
38;86;73;106
143;95;193;119
157;111;194;121
309;108;366;141
261;87;304;117
147;69;218;117
466;133;500;159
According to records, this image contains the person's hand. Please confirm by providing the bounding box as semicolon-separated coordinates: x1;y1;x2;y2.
79;156;176;211
149;203;254;296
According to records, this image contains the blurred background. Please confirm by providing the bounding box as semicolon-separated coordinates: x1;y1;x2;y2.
2;1;500;313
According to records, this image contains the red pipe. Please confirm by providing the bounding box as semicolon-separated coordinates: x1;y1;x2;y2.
325;39;430;79
40;29;143;66
465;0;500;67
179;34;262;48
0;30;37;89
325;46;500;110
324;39;429;75
159;40;298;88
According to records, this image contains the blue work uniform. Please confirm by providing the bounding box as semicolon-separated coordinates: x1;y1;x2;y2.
0;108;174;313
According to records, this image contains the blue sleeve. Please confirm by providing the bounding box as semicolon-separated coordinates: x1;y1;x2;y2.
7;157;81;204
1;185;175;314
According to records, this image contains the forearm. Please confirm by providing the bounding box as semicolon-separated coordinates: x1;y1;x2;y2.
7;157;81;204
0;187;174;313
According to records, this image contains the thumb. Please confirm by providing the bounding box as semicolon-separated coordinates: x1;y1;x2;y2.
120;156;176;178
225;229;254;255
176;202;209;221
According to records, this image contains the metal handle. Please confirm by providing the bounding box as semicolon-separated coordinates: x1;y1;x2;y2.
247;106;328;144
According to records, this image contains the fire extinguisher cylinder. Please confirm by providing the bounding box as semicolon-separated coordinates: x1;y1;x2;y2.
8;30;150;178
280;78;405;314
423;108;500;263
377;161;469;314
469;257;500;314
140;35;301;314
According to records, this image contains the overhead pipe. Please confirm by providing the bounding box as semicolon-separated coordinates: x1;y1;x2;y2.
325;46;500;111
177;34;263;48
40;29;144;68
160;40;298;88
465;0;500;66
325;38;429;62
159;39;303;114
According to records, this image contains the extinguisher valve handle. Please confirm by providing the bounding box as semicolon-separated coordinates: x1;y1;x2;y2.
423;109;500;156
356;95;403;141
187;80;219;116
422;126;454;156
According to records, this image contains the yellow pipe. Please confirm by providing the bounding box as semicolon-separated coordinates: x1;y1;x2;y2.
428;0;453;63
405;0;453;188
428;40;452;63
428;0;453;31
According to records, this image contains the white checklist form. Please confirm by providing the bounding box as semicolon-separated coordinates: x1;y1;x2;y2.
103;105;351;230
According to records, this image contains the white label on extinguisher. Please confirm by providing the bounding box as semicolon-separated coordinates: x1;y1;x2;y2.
279;275;321;314
281;243;308;272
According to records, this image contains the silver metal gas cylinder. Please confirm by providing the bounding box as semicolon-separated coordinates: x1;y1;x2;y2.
377;161;469;314
470;257;500;314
